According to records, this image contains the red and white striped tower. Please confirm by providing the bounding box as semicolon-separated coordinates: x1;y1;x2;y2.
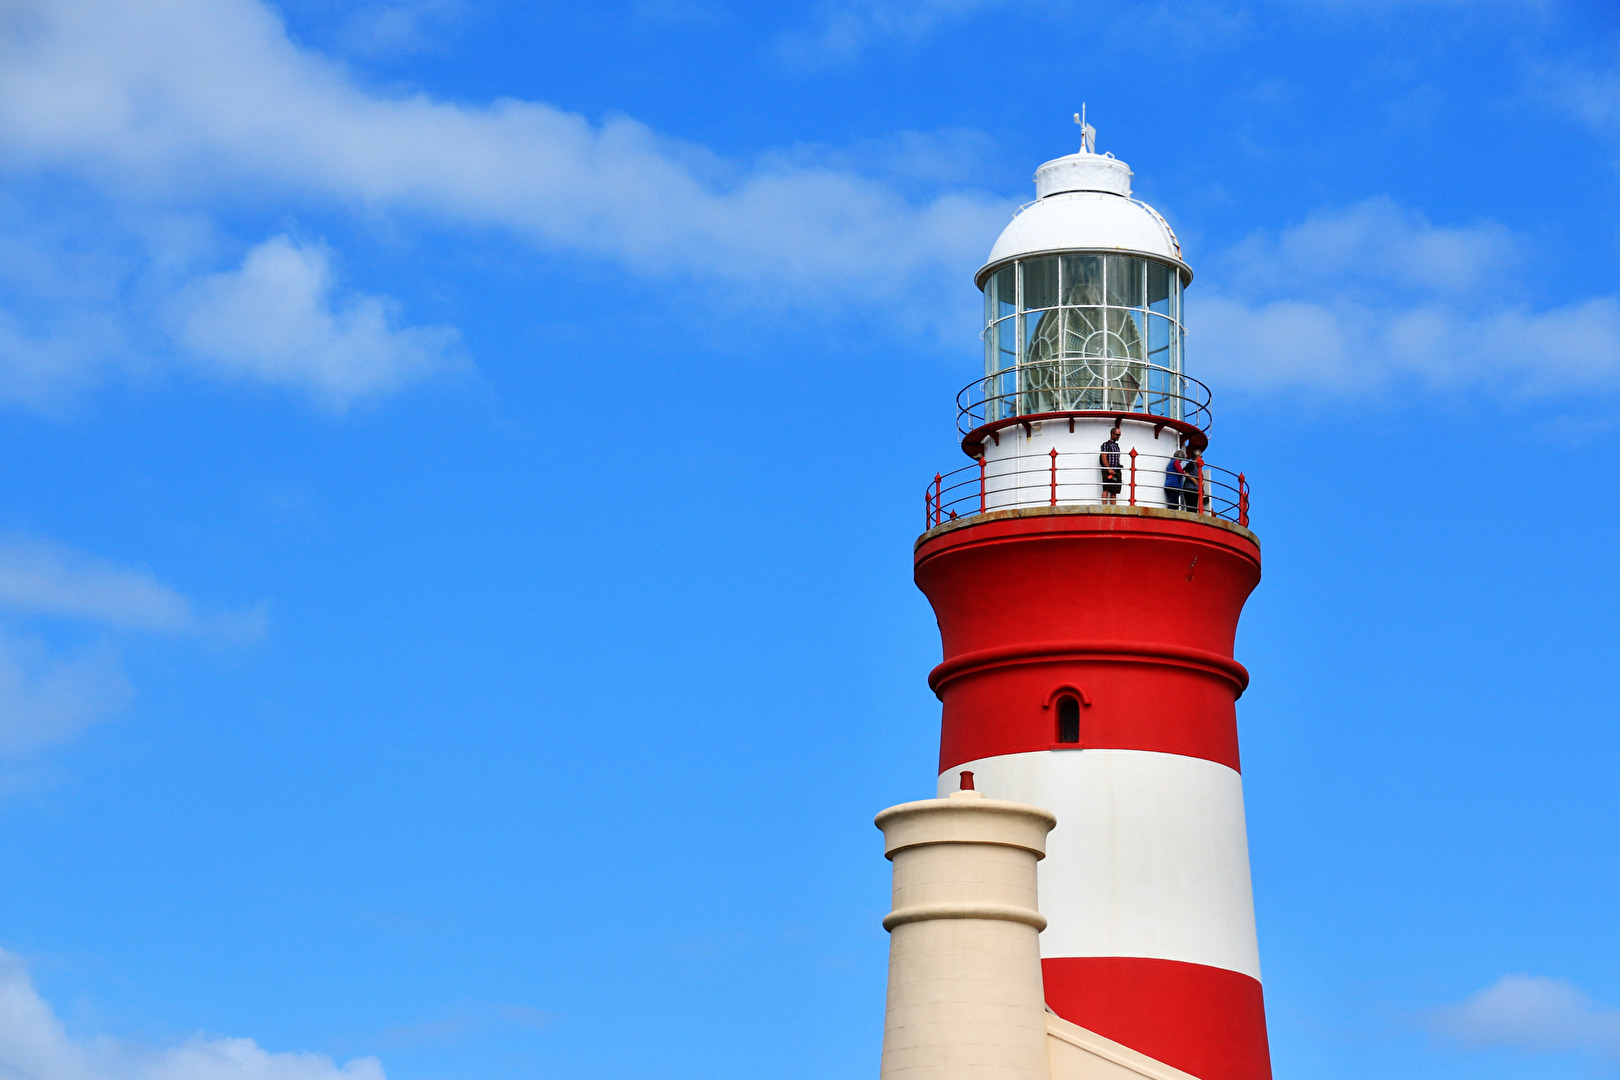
915;135;1269;1080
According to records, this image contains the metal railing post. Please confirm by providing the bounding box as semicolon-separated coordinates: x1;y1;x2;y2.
978;456;987;515
1049;448;1058;507
1238;472;1249;527
1195;459;1206;515
1129;448;1137;506
933;473;942;527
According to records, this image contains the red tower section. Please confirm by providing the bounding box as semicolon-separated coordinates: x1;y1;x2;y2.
914;141;1271;1080
921;510;1258;776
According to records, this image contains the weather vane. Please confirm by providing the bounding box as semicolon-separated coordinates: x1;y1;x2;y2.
1073;104;1096;153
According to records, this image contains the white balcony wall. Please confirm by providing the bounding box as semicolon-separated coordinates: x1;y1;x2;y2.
979;417;1191;512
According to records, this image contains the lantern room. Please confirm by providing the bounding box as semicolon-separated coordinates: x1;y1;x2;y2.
973;145;1195;428
924;135;1250;529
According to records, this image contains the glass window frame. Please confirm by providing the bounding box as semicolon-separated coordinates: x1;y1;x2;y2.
980;252;1188;385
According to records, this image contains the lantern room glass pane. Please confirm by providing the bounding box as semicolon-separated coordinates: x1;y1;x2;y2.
997;318;1017;370
1147;262;1172;315
1021;257;1059;311
994;265;1016;321
1147;312;1171;367
1065;308;1105;355
1061;255;1102;306
1105;308;1145;359
1106;255;1143;308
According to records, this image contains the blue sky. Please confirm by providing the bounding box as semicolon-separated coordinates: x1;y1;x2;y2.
0;1;1619;1078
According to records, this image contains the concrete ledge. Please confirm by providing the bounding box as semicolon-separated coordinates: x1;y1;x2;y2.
883;903;1049;932
876;796;1058;859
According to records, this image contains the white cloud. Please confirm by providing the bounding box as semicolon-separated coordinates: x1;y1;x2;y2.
0;198;449;411
0;633;130;759
0;533;264;639
174;236;460;409
1193;198;1620;396
0;0;1601;411
0;947;385;1080
1428;974;1620;1060
0;0;1007;303
1220;197;1518;298
0;0;1009;407
0;306;122;410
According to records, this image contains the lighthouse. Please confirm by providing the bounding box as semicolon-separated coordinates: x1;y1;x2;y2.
884;132;1269;1080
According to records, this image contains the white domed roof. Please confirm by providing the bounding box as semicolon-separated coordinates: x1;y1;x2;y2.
976;150;1189;286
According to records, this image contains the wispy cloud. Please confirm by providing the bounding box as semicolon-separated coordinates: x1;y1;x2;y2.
1427;974;1620;1061
334;0;466;58
1193;197;1620;397
0;0;1006;300
0;533;264;639
0;199;138;411
0;305;122;411
0;947;385;1080
776;0;1012;66
173;236;461;411
1536;55;1620;136
0;533;264;768
0;633;130;759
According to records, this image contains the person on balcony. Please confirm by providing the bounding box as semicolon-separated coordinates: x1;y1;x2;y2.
1165;447;1191;512
1100;423;1123;505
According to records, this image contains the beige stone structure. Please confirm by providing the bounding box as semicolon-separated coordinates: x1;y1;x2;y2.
875;790;1202;1080
876;789;1055;1080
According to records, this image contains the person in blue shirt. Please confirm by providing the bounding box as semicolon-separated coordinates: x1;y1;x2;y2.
1164;447;1190;512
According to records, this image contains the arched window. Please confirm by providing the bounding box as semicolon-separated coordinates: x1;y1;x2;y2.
1056;695;1081;744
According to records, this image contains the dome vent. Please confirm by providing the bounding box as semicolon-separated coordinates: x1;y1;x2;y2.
1034;153;1132;198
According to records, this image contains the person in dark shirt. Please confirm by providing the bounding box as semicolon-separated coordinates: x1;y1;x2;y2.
1099;422;1123;505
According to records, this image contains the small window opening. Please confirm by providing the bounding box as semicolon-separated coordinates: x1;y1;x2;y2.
1057;696;1081;744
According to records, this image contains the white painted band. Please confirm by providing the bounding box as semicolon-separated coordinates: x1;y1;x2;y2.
938;748;1262;980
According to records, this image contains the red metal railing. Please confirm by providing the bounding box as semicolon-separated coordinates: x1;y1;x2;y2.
924;448;1250;530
